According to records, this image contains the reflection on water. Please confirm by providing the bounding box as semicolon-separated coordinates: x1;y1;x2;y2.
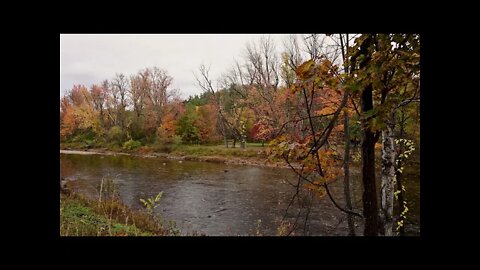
60;153;420;236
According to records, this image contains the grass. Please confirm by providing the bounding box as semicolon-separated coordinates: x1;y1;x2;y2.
60;191;192;236
170;143;267;159
60;196;151;236
61;140;269;160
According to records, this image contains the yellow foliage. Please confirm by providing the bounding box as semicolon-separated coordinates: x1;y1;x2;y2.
315;107;335;115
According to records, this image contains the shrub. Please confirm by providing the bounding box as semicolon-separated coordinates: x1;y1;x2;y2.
123;139;142;151
107;126;124;143
84;139;95;148
71;129;96;143
172;135;182;145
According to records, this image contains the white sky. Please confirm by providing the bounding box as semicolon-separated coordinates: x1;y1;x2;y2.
60;34;301;99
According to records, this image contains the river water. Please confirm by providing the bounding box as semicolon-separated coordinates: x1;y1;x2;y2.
60;152;420;236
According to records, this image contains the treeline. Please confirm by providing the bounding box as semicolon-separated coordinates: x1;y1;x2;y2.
60;35;371;150
60;34;419;153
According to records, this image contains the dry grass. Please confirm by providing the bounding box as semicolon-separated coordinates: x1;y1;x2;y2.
60;191;190;236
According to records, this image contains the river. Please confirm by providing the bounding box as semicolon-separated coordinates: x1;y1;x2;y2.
60;152;420;236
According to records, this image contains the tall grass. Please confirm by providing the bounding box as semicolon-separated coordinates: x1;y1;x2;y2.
60;179;193;236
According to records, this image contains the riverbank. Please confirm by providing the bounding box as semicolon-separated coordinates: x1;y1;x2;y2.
60;190;197;236
60;144;290;169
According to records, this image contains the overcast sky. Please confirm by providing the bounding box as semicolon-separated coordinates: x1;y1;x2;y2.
60;34;300;99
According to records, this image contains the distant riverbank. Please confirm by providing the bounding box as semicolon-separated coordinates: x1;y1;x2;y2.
60;147;290;169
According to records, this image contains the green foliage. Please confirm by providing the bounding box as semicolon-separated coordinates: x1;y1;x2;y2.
139;192;163;216
172;135;182;145
70;128;97;143
60;196;152;236
176;110;200;144
123;139;142;150
107;126;125;143
170;144;264;158
185;93;211;107
84;139;95;148
60;191;192;236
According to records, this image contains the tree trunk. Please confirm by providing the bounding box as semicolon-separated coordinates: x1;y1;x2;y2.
380;110;396;236
221;120;228;148
361;126;378;236
343;111;355;236
358;34;379;236
240;134;246;149
361;83;379;236
233;138;236;148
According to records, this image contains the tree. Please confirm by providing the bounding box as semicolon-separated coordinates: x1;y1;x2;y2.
60;85;101;141
269;33;419;236
345;34;420;236
194;64;231;148
60;95;77;140
111;73;129;129
61;66;179;146
142;67;173;137
268;54;358;235
90;84;106;128
338;33;356;236
195;104;222;143
176;108;200;144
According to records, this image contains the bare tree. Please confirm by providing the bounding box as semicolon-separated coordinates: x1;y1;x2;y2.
194;64;230;148
303;34;341;64
283;34;303;70
103;79;119;127
142;67;173;129
111;73;129;129
90;84;106;128
129;72;146;119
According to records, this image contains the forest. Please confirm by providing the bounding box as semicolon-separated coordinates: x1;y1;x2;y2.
60;34;420;236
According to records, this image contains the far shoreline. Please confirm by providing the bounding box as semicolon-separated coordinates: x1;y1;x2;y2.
60;148;293;169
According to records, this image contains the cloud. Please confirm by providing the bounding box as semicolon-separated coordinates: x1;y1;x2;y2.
60;34;293;98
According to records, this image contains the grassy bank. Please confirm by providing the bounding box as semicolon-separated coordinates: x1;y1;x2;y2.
61;141;266;157
60;191;192;236
60;141;289;168
169;144;265;158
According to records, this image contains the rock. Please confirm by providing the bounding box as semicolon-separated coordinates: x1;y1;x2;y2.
207;215;212;218
224;169;228;172
60;180;70;194
178;160;183;163
162;163;166;166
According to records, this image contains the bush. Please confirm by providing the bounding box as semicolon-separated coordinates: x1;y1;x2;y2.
107;126;124;143
123;139;142;151
172;135;182;145
70;129;96;143
84;139;95;148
